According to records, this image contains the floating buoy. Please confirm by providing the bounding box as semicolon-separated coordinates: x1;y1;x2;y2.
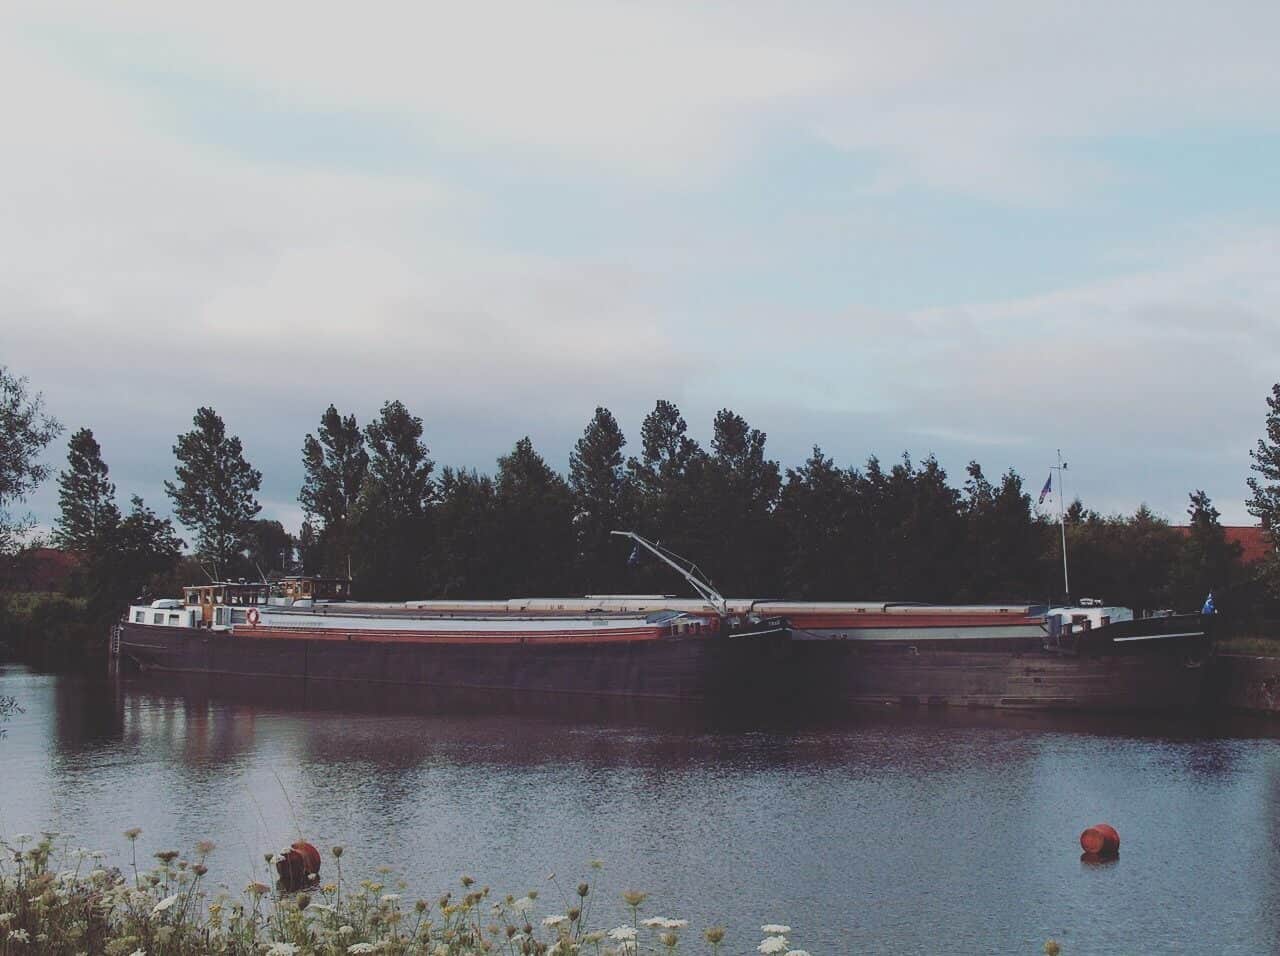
276;840;322;889
1079;823;1120;857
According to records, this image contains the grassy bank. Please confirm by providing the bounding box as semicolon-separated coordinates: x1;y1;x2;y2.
0;831;854;956
1213;635;1280;657
0;593;104;668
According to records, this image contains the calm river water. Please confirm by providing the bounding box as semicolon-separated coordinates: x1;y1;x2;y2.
4;663;1280;954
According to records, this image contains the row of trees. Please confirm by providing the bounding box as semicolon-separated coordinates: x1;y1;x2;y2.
4;364;1278;618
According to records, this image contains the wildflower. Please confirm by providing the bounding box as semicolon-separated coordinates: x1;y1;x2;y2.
461;874;476;887
786;950;812;956
8;928;31;943
195;840;216;855
583;931;606;944
347;945;376;955
129;950;146;956
663;919;689;929
577;882;590;898
338;925;355;935
154;850;179;864
660;932;679;948
542;914;569;927
0;914;13;927
151;894;179;916
622;890;647;907
331;845;344;858
381;893;401;904
296;892;311;910
1044;943;1062;956
761;925;791;935
642;917;668;928
608;925;638;941
266;944;300;955
512;896;535;914
192;863;208;876
758;937;789;955
703;928;726;945
246;881;270;896
589;859;604;870
416;899;429;913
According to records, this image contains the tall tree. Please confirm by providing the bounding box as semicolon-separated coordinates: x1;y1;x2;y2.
164;407;262;573
299;405;368;577
434;467;499;597
0;367;62;557
54;428;120;552
625;400;706;590
569;407;632;591
244;519;294;576
1246;383;1280;597
494;437;576;595
350;401;435;599
778;447;858;599
701;409;782;592
1171;490;1242;609
84;495;184;618
300;405;368;529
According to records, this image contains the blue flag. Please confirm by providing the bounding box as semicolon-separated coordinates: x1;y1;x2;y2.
1202;592;1216;615
1038;472;1052;506
627;544;640;568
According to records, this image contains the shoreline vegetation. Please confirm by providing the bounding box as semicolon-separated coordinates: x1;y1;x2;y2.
0;363;1276;675
0;830;861;956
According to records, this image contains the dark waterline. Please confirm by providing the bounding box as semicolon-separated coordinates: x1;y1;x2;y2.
3;664;1280;954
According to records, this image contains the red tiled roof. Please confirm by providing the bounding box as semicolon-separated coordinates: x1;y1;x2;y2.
1174;525;1273;565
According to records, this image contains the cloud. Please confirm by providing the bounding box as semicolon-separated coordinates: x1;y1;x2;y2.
3;3;1277;536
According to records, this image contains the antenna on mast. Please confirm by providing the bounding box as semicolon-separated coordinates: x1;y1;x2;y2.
610;530;727;613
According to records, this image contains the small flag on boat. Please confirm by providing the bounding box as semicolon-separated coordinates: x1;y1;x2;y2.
1038;472;1052;505
627;544;641;568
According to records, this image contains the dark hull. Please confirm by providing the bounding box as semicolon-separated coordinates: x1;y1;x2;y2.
794;616;1210;713
116;622;793;704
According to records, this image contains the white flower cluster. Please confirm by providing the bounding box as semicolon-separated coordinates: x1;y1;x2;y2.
642;916;689;929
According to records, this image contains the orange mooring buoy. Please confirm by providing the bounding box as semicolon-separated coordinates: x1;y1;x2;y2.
275;840;322;889
1079;823;1120;857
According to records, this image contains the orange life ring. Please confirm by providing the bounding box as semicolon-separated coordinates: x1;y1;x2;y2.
246;607;261;626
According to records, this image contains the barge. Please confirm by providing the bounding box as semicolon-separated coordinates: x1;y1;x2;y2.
116;535;791;705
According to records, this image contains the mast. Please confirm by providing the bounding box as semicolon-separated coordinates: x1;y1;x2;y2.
1056;449;1070;605
610;530;727;613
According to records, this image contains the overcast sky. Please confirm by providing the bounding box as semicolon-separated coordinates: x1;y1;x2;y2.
4;2;1278;537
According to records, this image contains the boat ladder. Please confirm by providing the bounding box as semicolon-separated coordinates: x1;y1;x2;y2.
109;624;122;658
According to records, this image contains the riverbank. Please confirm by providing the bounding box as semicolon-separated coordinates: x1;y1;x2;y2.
1208;652;1280;715
1;830;821;956
0;592;104;669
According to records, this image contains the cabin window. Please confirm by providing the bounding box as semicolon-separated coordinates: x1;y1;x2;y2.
215;607;226;625
134;611;145;623
152;612;164;625
188;611;197;627
168;613;180;625
231;609;247;624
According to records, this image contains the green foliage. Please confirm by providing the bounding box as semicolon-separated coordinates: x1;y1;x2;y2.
569;407;633;593
1247;383;1280;599
433;468;499;598
164;408;262;573
80;496;185;624
0;592;95;666
299;405;368;577
53;428;120;552
350;401;435;600
0;366;62;558
494;437;576;595
244;519;294;576
1169;491;1242;609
